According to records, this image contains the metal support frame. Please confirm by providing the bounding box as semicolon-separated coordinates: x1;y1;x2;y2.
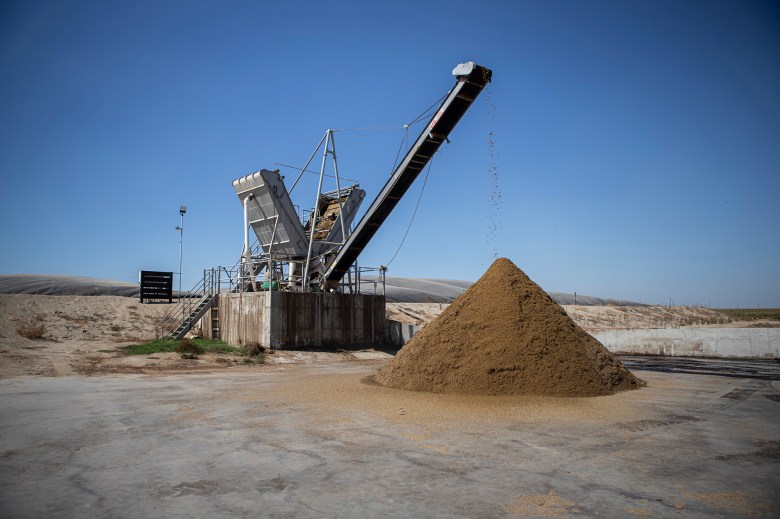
232;129;357;294
226;61;490;298
301;129;348;292
241;194;258;292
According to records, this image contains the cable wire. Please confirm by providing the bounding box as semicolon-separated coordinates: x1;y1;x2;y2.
408;91;448;126
388;125;409;174
273;162;360;185
381;91;450;266
330;125;407;132
387;90;449;173
333;90;447;133
384;154;436;268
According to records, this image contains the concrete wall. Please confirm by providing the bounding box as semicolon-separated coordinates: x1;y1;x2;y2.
591;328;780;358
270;292;385;349
201;292;385;349
207;292;271;346
386;320;422;347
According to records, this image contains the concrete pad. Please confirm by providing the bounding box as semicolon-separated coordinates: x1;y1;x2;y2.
349;350;393;360
0;358;778;518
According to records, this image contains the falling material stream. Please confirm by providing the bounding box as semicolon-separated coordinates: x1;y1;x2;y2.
485;86;502;265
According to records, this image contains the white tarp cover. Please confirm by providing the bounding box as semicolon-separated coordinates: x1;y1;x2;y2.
0;274;641;305
0;275;140;297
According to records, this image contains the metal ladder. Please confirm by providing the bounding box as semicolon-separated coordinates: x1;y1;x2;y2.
155;273;218;340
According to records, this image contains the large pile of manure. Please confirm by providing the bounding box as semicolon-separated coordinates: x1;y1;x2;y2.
375;258;641;396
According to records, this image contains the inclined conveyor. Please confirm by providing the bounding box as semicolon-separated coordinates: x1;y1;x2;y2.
320;61;492;288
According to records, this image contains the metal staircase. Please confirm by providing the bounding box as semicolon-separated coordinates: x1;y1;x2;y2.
155;273;218;340
155;242;264;340
170;296;215;340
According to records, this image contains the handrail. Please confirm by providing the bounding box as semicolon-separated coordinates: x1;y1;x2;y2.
154;240;262;338
154;274;210;338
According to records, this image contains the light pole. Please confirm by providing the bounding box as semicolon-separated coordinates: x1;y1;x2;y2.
176;205;187;298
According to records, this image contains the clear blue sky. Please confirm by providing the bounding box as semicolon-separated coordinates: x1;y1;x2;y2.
1;0;778;307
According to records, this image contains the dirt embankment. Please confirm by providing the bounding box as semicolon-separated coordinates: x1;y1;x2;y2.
2;289;772;379
563;305;758;331
0;295;164;377
388;303;777;331
0;295;389;377
0;295;267;377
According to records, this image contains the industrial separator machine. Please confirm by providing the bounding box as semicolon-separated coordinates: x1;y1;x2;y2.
233;61;493;294
156;61;492;341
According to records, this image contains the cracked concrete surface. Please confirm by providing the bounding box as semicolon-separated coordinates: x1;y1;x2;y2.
0;358;778;518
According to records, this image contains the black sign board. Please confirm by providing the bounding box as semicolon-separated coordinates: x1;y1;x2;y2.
140;271;173;303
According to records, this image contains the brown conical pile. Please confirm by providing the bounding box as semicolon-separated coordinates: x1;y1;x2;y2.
375;258;641;396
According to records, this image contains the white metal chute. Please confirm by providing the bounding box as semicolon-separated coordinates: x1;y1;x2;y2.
232;169;309;258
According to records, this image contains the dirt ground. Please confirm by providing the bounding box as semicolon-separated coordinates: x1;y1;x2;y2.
0;294;161;377
0;294;774;378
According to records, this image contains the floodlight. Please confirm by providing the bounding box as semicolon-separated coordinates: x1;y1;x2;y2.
177;205;187;297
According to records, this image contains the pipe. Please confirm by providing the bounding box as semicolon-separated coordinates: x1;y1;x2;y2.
242;194;257;291
267;215;280;288
243;196;250;259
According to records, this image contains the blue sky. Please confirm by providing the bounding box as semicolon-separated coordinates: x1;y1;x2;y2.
1;0;778;307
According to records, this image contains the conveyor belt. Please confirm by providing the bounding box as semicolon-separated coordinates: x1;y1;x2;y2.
321;61;492;287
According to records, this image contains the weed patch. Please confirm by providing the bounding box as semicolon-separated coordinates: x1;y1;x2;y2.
715;309;780;321
239;341;265;363
61;315;88;325
240;341;264;356
121;338;260;364
176;339;205;359
17;323;47;340
123;338;237;356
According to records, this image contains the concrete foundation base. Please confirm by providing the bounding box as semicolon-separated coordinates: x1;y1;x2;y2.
386;320;421;347
200;292;385;350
